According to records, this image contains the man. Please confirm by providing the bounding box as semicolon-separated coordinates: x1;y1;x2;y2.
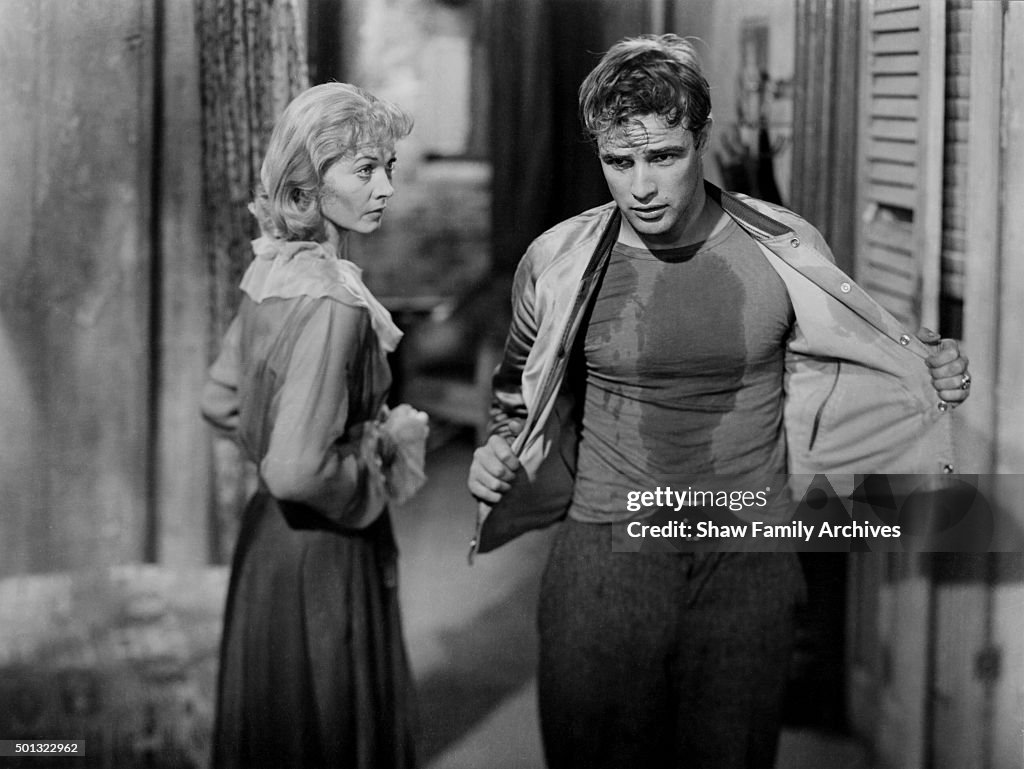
467;34;970;768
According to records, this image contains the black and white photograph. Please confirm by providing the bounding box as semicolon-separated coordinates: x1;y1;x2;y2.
0;0;1022;767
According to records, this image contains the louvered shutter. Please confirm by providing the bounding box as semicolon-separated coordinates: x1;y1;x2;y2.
855;0;946;330
853;8;947;764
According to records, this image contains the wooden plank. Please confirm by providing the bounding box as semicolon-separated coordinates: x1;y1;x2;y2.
855;0;878;292
864;260;917;300
827;0;863;277
860;257;917;298
869;117;918;141
852;8;942;763
872;73;921;96
868;159;917;186
867;136;917;163
875;561;930;769
991;579;1024;769
871;29;923;55
871;95;920;119
871;8;921;33
811;0;858;274
870;52;922;74
932;570;989;769
865;218;914;251
864;10;943;767
868;181;917;210
961;0;1004;475
872;0;920;14
855;0;928;333
155;0;211;564
34;0;155;569
863;242;916;272
845;553;883;744
997;0;1024;478
863;274;916;304
0;0;47;577
864;275;917;308
915;0;946;333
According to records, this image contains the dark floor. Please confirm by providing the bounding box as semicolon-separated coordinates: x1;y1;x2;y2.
392;431;873;769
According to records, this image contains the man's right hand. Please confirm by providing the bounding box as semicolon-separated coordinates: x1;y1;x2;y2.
467;434;521;505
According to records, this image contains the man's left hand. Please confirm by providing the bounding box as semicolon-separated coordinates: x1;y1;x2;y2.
918;327;971;406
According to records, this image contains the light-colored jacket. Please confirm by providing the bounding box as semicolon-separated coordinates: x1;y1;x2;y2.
472;184;958;556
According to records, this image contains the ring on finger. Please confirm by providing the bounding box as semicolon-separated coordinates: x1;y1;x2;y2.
960;372;972;390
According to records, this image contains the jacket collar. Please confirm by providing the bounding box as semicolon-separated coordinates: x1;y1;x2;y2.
707;182;793;240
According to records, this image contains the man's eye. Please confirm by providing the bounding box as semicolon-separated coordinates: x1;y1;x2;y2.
652;154;677;164
607;158;631;169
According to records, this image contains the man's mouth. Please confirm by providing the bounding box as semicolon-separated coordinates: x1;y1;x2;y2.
632;205;666;219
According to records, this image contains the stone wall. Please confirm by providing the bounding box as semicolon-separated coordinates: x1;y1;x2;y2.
0;566;228;768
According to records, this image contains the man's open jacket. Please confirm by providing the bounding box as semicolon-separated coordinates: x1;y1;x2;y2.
472;182;958;557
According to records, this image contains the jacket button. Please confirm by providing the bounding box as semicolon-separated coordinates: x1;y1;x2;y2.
942;464;954;473
840;282;851;293
899;334;911;346
790;237;800;248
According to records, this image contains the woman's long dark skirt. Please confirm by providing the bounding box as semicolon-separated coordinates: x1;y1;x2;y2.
212;491;417;769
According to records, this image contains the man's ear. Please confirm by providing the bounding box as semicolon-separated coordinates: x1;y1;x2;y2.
695;117;714;153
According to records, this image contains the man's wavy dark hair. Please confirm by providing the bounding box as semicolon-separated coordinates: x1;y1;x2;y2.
579;34;711;147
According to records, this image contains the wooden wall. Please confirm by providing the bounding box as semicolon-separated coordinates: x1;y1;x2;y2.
156;0;213;565
986;5;1024;761
1;0;156;574
685;3;1023;768
0;0;210;576
790;0;859;275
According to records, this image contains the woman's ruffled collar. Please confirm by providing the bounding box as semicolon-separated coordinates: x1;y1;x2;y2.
240;236;403;353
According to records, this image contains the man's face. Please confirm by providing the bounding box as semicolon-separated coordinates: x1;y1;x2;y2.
597;114;709;248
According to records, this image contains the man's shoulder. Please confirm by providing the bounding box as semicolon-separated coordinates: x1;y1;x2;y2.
726;192;816;230
522;202;618;269
721;191;830;255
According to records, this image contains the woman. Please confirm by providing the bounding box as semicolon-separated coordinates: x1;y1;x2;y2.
201;83;427;769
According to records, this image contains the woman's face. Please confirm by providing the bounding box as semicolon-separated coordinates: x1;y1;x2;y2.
318;145;398;235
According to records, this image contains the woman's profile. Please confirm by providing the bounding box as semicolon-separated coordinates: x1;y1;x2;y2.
201;82;427;769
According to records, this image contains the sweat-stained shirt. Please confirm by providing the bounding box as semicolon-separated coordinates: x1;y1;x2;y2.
570;217;794;522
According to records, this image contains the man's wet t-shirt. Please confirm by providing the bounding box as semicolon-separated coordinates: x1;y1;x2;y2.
571;217;794;524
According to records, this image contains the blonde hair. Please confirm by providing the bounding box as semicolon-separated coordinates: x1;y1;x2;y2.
255;83;413;240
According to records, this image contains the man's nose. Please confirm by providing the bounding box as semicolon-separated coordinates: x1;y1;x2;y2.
630;166;656;200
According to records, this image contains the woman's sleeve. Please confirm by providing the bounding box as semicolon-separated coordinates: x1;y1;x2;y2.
259;299;389;529
201;316;242;437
